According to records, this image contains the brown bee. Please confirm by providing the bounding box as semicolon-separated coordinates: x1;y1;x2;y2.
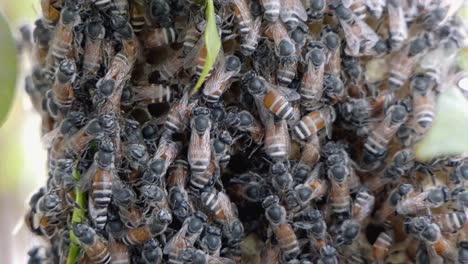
180;247;236;264
183;19;205;55
328;164;351;216
247;76;299;121
121;208;173;246
203;55;241;103
40;0;61;26
372;231;393;264
277;55;299;87
352;187;375;223
260;241;281;264
188;107;212;176
263;118;291;162
33;19;51;67
83;20;105;78
133;84;174;106
410;74;436;135
109;236;130;264
80;139;115;231
287;167;328;213
260;0;280;22
240;17;262;56
321;27;341;76
432;211;466;234
333;3;379;57
265;21;296;58
375;184;413;222
279;0;307;30
232;0;253;35
159;49;185;81
297;135;321;169
142;239;163;264
211;131;233;169
387;0;408;51
45;6;80;77
164;212;207;263
167;160;193;221
73;223;111;264
299;41;326;110
52;59;75;110
263;195;300;260
292;106;335;141
130;0;145;33
418;222;455;259
144;27;178;49
142;137;181;185
396;185;449;215
164;90;197;134
318;245;338;264
224;109;264;145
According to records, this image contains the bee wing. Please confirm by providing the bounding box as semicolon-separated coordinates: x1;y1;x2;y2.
387;1;408;43
340;21;362;56
280;0;307;22
109;235;130;262
183;36;205;68
133;84;172;102
41;126;61;148
231;0;253;28
163;222;189;254
217;191;237;220
364;0;385;18
78;160;98;192
208;255;236;264
293;221;314;229
274;85;301;102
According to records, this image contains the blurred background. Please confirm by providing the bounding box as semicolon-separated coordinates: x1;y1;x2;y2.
0;1;47;263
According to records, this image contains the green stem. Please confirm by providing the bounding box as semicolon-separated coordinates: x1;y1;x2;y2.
66;170;86;264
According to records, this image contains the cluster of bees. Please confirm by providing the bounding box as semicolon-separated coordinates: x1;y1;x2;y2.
19;0;468;263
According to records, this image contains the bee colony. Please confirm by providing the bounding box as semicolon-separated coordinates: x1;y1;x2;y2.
22;0;468;263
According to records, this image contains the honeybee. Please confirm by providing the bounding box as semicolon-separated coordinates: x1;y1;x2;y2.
270;162;293;194
121;208;173;246
228;172;269;203
372;231;393;264
287;176;328;213
180;247;236;264
410;75;436;137
318;245;338;264
188;107;212;176
139;184;170;217
396;185;450;215
52;59;75;110
364;0;385;18
211;131;233;169
298;135;321;168
263;195;300;260
147;0;173;27
183;19;205;55
328;164;351;216
362;104;408;169
260;0;280;22
40;0;61;26
164;212;208;263
200;226;223;256
388;36;430;89
73;223;111;264
142;239;163;264
321;27;341;76
167;159;193;221
133;84;174;106
323;73;345;105
279;0;307;30
232;0;254;35
203;55;241;103
387;0;408;51
83;20;105;79
144;27;178;49
80;139;115;231
27;246;53;264
352;187;375;223
263;118;291;162
458;241;468;264
33;19;51;66
265;21;296;58
432;211;466;234
333;3;379;57
299;41;325;110
336;219;361;246
307;0;327;21
45;6;80;78
418;222;455;259
159;49;185;81
224;109;264;145
129;0;145;33
294;208;328;250
376;184;413;222
292;106;335;141
109;236;130;264
247;75;299;121
260;241;281;264
164;90;197;134
142;137;180;185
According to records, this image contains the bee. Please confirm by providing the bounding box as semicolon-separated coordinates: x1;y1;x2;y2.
260;0;280;22
396;185;450;215
228;172;268;203
112;179;144;228
203;55;242;103
308;0;327;21
299;41;326;110
40;0;61;26
418;222;455;259
279;0;307;30
458;241;468;264
164;90;197;134
265;21;296;58
180;247;236;264
144;27;178;49
364;0;385;18
33;19;52;67
142;137;180;185
142;239;163;264
147;0;173;27
183;19;205;56
352;187;375;223
372;231;393;264
164;212;208;263
129;0;145;33
247;75;299;121
323;73;345;105
109;236;130;264
294;208;328;251
298;135;321;168
328;164;351;216
362;104;408;169
224;109;264;145
188;107;212;177
388;36;431;89
410;74;437;137
336;219;361;246
348;0;367;20
232;0;254;35
45;6;80;78
167;159;193;221
277;55;299;87
27;246;53;264
292;106;335;141
121;208;173;246
139;184;170;216
159;49;185;81
260;241;281;264
270;162;293;194
365;149;414;192
52;59;76;110
376;184;413;222
333;3;379;57
212;131;233;169
318;245;338;264
387;0;408;51
83;20;105;78
287;176;328;213
110;0;130;17
73;223;111;264
321;27;341;76
263;118;290;162
432;211;466;234
200;226;223;256
263;195;300;260
80;139;115;231
133;84;174;106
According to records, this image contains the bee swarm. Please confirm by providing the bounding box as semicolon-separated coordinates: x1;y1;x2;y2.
23;0;468;263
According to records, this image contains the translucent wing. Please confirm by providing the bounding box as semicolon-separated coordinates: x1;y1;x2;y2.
163;221;189;254
232;0;254;29
133;84;172;103
208;255;236;264
41;126;61;148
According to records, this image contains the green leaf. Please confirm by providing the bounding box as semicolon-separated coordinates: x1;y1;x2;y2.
415;87;468;160
0;12;18;127
67;170;86;264
191;0;221;95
